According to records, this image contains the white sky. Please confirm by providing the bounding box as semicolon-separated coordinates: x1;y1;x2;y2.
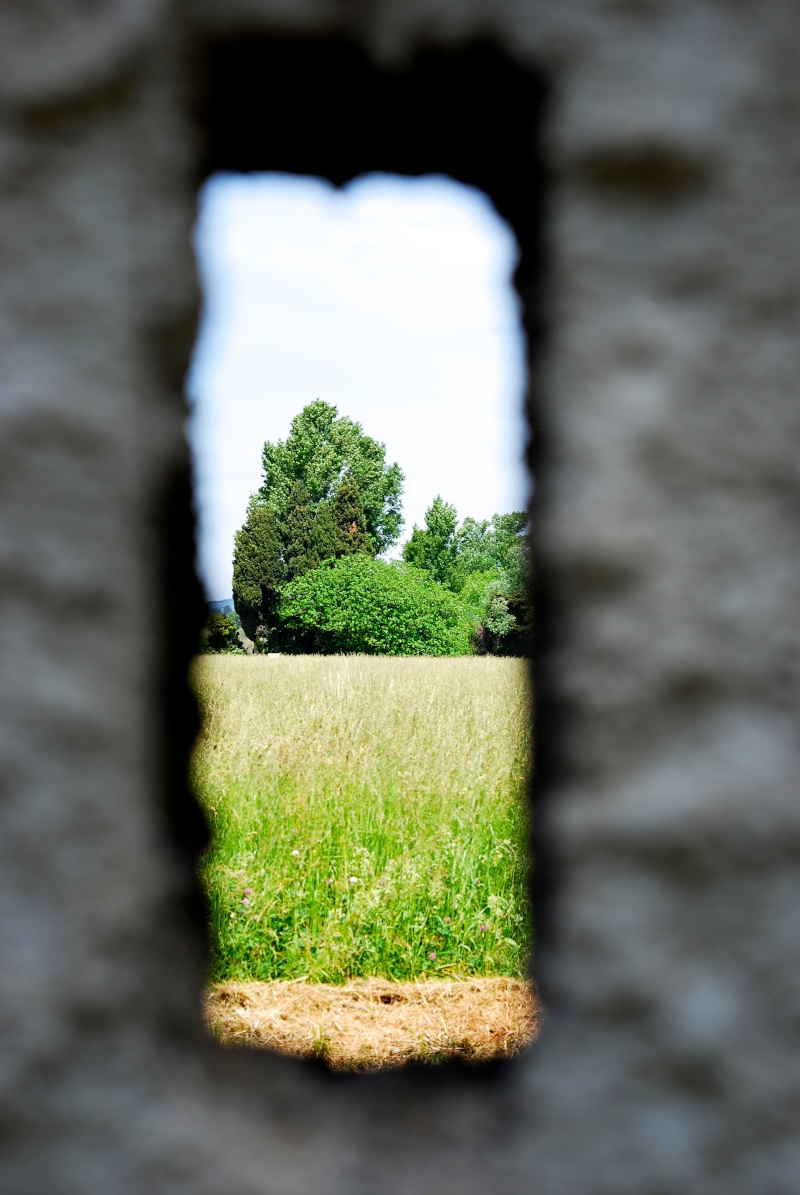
188;172;527;601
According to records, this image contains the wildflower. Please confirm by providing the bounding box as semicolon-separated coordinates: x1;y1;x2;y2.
291;849;300;857
349;876;358;884
242;898;250;907
429;951;436;960
229;912;235;919
480;925;487;932
444;917;451;924
244;887;253;896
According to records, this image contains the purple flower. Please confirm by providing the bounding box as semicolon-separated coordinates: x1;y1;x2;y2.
244;887;253;896
480;925;487;932
429;951;436;960
444;917;451;924
242;898;250;907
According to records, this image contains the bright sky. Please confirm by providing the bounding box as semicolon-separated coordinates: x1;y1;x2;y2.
188;172;527;601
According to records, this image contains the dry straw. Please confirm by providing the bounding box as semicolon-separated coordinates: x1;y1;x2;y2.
206;977;540;1070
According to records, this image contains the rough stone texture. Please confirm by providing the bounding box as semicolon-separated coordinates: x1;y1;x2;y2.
1;1;799;1192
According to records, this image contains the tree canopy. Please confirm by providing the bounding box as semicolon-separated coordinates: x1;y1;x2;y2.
401;496;459;587
403;499;529;595
402;497;531;654
257;399;404;553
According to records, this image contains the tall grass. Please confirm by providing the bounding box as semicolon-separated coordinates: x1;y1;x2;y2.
191;655;531;983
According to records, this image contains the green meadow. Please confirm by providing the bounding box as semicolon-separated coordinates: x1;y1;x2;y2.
192;655;531;983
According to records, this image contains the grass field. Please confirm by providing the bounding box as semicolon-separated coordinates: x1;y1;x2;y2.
191;655;531;985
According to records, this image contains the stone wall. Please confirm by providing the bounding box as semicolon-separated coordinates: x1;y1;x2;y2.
1;2;798;1191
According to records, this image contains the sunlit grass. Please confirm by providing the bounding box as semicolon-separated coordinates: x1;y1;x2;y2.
191;655;531;983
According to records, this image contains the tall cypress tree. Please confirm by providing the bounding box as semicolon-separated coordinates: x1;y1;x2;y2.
284;481;320;580
313;477;374;562
232;503;284;648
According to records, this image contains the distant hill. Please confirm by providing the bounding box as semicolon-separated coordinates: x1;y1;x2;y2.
209;598;235;615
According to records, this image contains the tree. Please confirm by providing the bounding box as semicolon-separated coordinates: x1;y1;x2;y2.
257;399;404;552
402;496;459;587
200;611;243;654
282;475;375;584
279;556;471;656
402;500;529;596
400;498;532;655
312;476;375;562
232;503;284;648
283;481;320;581
458;572;524;655
450;511;529;592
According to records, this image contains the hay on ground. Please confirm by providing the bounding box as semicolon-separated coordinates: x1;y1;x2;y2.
205;977;540;1070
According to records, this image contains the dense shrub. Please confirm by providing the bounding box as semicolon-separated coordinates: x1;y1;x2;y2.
278;556;472;656
201;611;243;654
458;571;531;656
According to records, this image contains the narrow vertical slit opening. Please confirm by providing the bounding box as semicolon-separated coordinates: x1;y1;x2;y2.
185;36;546;1073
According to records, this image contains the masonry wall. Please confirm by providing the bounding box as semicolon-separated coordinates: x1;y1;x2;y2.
1;2;799;1192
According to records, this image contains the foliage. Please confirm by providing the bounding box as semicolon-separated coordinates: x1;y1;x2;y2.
451;511;530;595
200;611;243;655
257;399;404;553
459;573;525;655
402;495;459;587
235;404;389;646
232;504;284;647
402;499;532;654
278;556;472;656
283;481;320;581
192;655;531;983
230;402;532;657
403;501;529;594
309;475;374;564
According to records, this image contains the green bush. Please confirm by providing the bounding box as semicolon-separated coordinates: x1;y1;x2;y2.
201;611;244;654
279;556;472;656
458;571;525;655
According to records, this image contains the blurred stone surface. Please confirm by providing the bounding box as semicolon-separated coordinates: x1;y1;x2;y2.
0;1;798;1192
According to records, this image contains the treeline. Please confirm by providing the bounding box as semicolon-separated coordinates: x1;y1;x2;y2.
202;400;531;657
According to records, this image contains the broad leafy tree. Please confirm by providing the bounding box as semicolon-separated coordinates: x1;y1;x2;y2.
257;399;404;553
402;496;459;587
452;511;529;592
403;500;529;594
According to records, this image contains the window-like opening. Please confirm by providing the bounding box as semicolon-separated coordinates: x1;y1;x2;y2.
186;37;545;1073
